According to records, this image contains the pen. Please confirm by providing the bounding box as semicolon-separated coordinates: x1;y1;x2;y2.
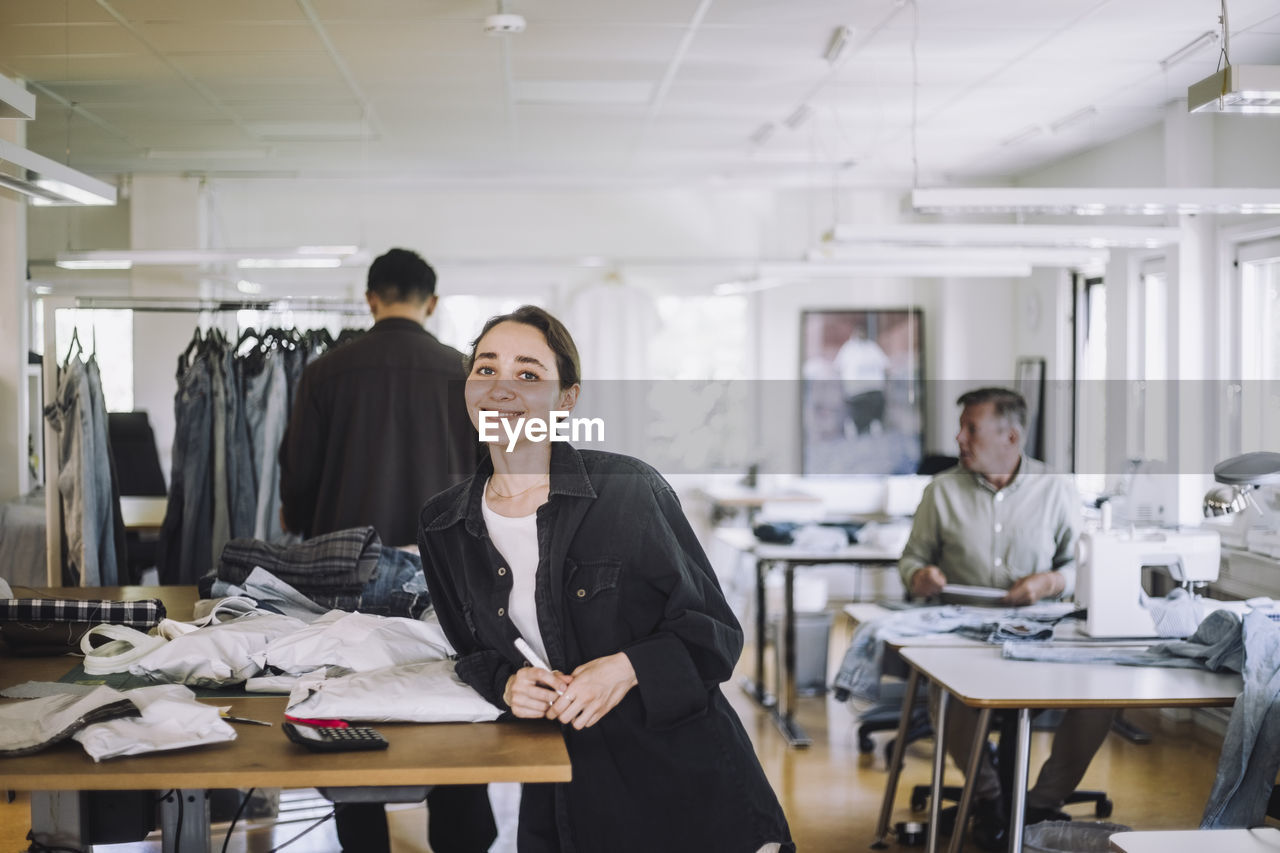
221;714;273;727
515;637;564;697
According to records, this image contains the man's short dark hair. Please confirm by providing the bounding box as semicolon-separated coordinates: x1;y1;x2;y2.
957;386;1027;431
367;248;436;304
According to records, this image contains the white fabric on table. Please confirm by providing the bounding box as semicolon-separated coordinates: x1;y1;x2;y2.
286;660;501;723
0;685;134;755
73;684;236;761
257;609;452;676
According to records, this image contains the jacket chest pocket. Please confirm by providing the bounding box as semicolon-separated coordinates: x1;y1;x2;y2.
565;557;622;603
564;557;623;654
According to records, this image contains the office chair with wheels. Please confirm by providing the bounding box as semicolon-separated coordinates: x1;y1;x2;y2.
857;678;932;760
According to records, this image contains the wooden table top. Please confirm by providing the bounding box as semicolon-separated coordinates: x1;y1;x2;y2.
0;586;572;791
900;645;1242;710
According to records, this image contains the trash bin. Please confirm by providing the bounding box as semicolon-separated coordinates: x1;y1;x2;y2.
1022;821;1131;853
770;610;834;695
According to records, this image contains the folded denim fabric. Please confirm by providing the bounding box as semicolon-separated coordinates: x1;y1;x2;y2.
215;526;381;589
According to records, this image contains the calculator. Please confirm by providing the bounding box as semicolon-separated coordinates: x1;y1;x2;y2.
282;722;389;752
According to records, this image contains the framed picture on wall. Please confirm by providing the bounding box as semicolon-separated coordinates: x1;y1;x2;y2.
1015;356;1047;460
800;309;924;476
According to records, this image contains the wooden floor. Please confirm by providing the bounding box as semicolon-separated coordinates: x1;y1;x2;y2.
1;613;1233;852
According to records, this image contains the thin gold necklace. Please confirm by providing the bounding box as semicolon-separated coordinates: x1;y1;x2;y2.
487;476;549;500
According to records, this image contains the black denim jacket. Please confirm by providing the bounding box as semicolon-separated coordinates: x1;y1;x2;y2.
418;443;793;853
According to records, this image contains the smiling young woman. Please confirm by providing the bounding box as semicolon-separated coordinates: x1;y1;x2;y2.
418;305;793;853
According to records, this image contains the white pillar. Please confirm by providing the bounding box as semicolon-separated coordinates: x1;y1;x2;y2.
129;175;206;485
1164;100;1218;524
0;118;28;501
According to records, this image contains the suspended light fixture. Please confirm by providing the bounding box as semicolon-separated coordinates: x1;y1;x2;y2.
0;139;116;206
1187;0;1280;114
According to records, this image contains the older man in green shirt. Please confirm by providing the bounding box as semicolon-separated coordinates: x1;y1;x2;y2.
900;387;1113;850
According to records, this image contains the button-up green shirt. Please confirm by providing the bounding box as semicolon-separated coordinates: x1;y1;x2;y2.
898;456;1081;597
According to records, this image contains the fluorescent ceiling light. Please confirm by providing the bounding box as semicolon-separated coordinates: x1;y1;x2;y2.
146;148;272;160
749;123;775;146
1188;64;1280;114
1049;106;1098;134
297;245;360;255
57;259;133;270
759;260;1033;279
825;223;1179;249
0;72;35;119
237;257;343;269
55;247;361;269
714;278;780;296
1160;31;1219;72
236;279;263;294
912;187;1280;215
825;26;854;64
806;244;1108;270
513;81;654;105
1001;125;1044;148
0;139;116;206
783;104;813;130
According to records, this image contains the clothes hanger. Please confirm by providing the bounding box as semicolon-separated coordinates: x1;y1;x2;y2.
63;326;84;368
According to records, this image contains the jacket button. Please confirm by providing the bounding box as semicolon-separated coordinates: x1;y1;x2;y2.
498;607;505;617
498;566;507;576
576;589;586;598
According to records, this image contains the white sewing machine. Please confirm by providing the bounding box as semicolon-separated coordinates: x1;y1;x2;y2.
1075;527;1221;638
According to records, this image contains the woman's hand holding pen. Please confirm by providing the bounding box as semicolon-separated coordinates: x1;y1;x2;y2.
546;653;638;731
504;666;572;718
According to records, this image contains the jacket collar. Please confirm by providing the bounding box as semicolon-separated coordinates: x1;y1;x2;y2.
426;441;597;536
370;316;429;335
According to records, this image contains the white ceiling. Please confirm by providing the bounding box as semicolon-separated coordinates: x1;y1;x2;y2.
2;0;1279;189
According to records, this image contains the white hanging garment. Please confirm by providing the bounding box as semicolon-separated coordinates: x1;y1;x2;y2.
286;660;501;723
257;610;453;676
73;684;236;761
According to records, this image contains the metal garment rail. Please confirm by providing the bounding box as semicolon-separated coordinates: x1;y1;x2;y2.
41;295;370;584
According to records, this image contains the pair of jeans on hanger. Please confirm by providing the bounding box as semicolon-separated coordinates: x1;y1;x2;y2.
47;355;123;586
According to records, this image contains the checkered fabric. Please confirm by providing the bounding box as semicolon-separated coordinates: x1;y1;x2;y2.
217;526;381;589
0;598;167;628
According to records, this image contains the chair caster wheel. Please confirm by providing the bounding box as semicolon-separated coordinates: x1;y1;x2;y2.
1096;799;1113;818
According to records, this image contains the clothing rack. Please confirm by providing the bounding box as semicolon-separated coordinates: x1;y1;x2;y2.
71;296;369;314
41;295;370;584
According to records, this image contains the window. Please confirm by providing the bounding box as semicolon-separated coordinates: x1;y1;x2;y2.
1237;236;1280;452
1074;276;1106;492
434;294;549;354
1135;258;1168;463
42;307;135;412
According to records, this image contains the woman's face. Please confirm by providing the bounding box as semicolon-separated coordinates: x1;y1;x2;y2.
466;321;579;448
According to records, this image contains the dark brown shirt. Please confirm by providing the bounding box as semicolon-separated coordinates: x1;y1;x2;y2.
279;317;476;545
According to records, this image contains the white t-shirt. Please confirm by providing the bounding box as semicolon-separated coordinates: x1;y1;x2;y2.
481;484;548;667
